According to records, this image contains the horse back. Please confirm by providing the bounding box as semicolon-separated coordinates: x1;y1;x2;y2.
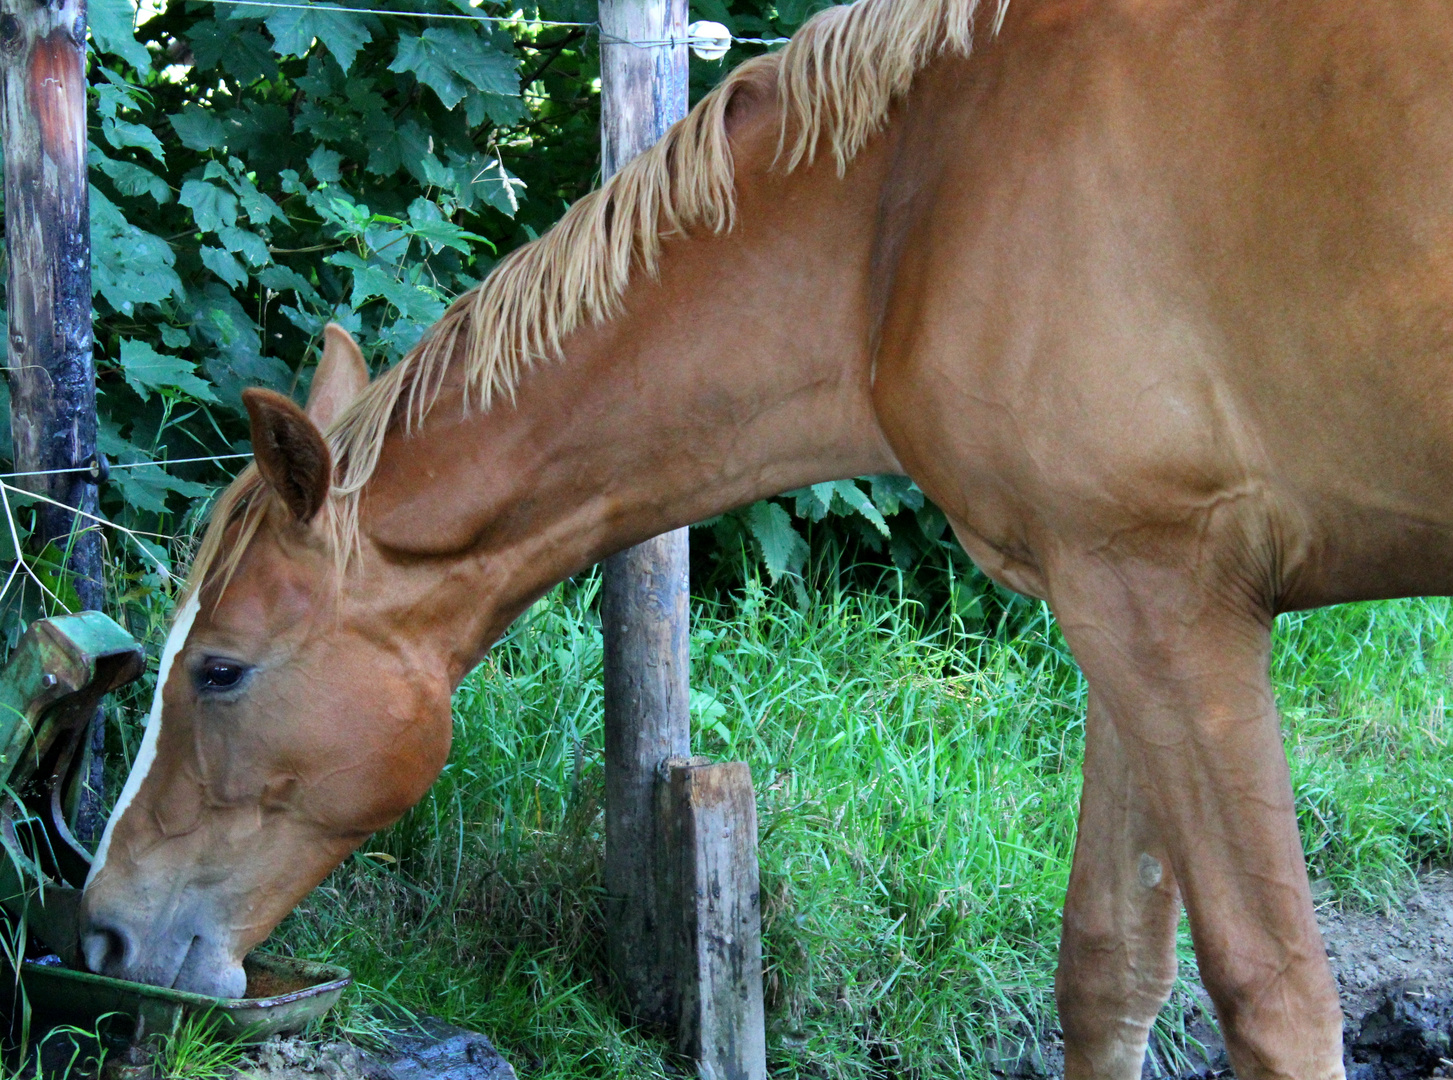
870;0;1453;609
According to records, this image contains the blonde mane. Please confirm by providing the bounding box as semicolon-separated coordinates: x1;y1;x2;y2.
188;0;1004;593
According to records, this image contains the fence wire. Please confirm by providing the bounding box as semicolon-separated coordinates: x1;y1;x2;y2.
188;0;792;49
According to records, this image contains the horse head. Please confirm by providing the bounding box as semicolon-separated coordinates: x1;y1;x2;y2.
77;326;456;997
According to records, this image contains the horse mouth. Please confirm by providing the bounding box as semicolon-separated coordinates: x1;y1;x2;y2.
172;935;247;998
81;919;246;999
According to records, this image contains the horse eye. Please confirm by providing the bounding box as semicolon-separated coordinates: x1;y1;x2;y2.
197;659;248;692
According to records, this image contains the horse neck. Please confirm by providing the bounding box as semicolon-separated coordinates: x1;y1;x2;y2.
355;114;902;678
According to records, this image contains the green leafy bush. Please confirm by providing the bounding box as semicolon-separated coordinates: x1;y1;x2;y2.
0;0;1018;646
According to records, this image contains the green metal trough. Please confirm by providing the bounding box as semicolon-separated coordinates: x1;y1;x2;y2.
0;612;350;1043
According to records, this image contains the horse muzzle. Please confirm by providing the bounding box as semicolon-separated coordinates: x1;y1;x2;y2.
78;897;246;998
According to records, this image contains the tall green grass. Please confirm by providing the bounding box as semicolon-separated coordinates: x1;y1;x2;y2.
270;582;1453;1078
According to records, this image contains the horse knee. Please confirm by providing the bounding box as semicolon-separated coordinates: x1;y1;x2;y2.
1057;913;1178;1024
1195;949;1344;1080
1057;881;1180;1080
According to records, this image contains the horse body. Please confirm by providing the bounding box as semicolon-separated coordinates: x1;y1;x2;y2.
75;2;1453;1076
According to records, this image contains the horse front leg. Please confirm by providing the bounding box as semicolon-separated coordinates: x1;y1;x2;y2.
1057;688;1181;1080
1051;556;1344;1080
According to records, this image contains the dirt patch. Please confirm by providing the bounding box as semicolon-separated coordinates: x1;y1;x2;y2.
991;871;1453;1079
227;1021;516;1080
1324;871;1453;1080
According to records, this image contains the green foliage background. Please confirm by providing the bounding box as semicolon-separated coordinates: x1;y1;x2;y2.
0;0;1024;643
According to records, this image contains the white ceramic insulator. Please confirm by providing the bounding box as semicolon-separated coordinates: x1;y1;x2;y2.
688;20;732;61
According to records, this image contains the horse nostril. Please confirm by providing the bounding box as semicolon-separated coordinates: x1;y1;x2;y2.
80;923;132;976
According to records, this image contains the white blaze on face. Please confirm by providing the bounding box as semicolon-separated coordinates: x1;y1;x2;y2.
85;592;202;887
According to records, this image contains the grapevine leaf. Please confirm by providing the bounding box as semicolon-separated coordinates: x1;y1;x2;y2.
88;0;151;71
218;227;272;267
94;154;170;204
472;157;525;218
257;265;320;301
390;28;519;110
257;4;372;72
200;245;249;287
188;23;278;82
180;181;239;233
170;106;227;152
102;118;164;162
307;146;343;182
91;186;184;313
117;339;220;402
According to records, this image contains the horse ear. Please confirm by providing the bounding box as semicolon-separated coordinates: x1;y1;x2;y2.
306;323;370;429
243;388;332;524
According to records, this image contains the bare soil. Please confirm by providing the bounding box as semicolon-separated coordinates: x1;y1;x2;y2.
993;870;1453;1080
1322;871;1453;1080
226;1020;516;1080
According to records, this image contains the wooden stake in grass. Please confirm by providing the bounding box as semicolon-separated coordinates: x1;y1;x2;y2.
669;760;768;1080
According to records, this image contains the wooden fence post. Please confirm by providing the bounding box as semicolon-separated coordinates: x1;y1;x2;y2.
598;0;692;1028
669;760;767;1079
0;0;105;839
598;11;768;1078
601;533;692;1023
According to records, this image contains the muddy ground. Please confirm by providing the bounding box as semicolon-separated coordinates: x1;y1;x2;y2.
992;870;1453;1080
207;1020;515;1080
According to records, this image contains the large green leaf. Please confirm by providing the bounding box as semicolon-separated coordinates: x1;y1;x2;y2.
101;118;164;163
117;339;220;403
170;106;227;152
202;161;286;225
180;181;240;234
257;265;323;306
389;27;519;110
88;0;150;71
240;3;372;72
111;465;211;516
405;200;486;255
200;246;248;288
362;117;432;179
188;22;279;83
306;147;343;182
98;433;214;517
745;501;808;584
218;227;272;268
93;151;170;205
92;76;146;122
90;187;184;313
476;157;526;217
327;252;447;323
187;285;292;411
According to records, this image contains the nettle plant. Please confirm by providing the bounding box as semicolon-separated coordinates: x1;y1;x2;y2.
0;0;1002;654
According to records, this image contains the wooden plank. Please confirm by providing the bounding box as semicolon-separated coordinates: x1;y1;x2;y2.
598;0;692;1028
0;0;105;840
670;760;768;1080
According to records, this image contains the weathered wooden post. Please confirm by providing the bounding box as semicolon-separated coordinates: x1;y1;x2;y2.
667;759;767;1076
599;7;768;1077
0;0;106;839
598;0;694;1025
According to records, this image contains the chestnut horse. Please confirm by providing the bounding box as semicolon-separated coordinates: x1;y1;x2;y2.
76;0;1453;1074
